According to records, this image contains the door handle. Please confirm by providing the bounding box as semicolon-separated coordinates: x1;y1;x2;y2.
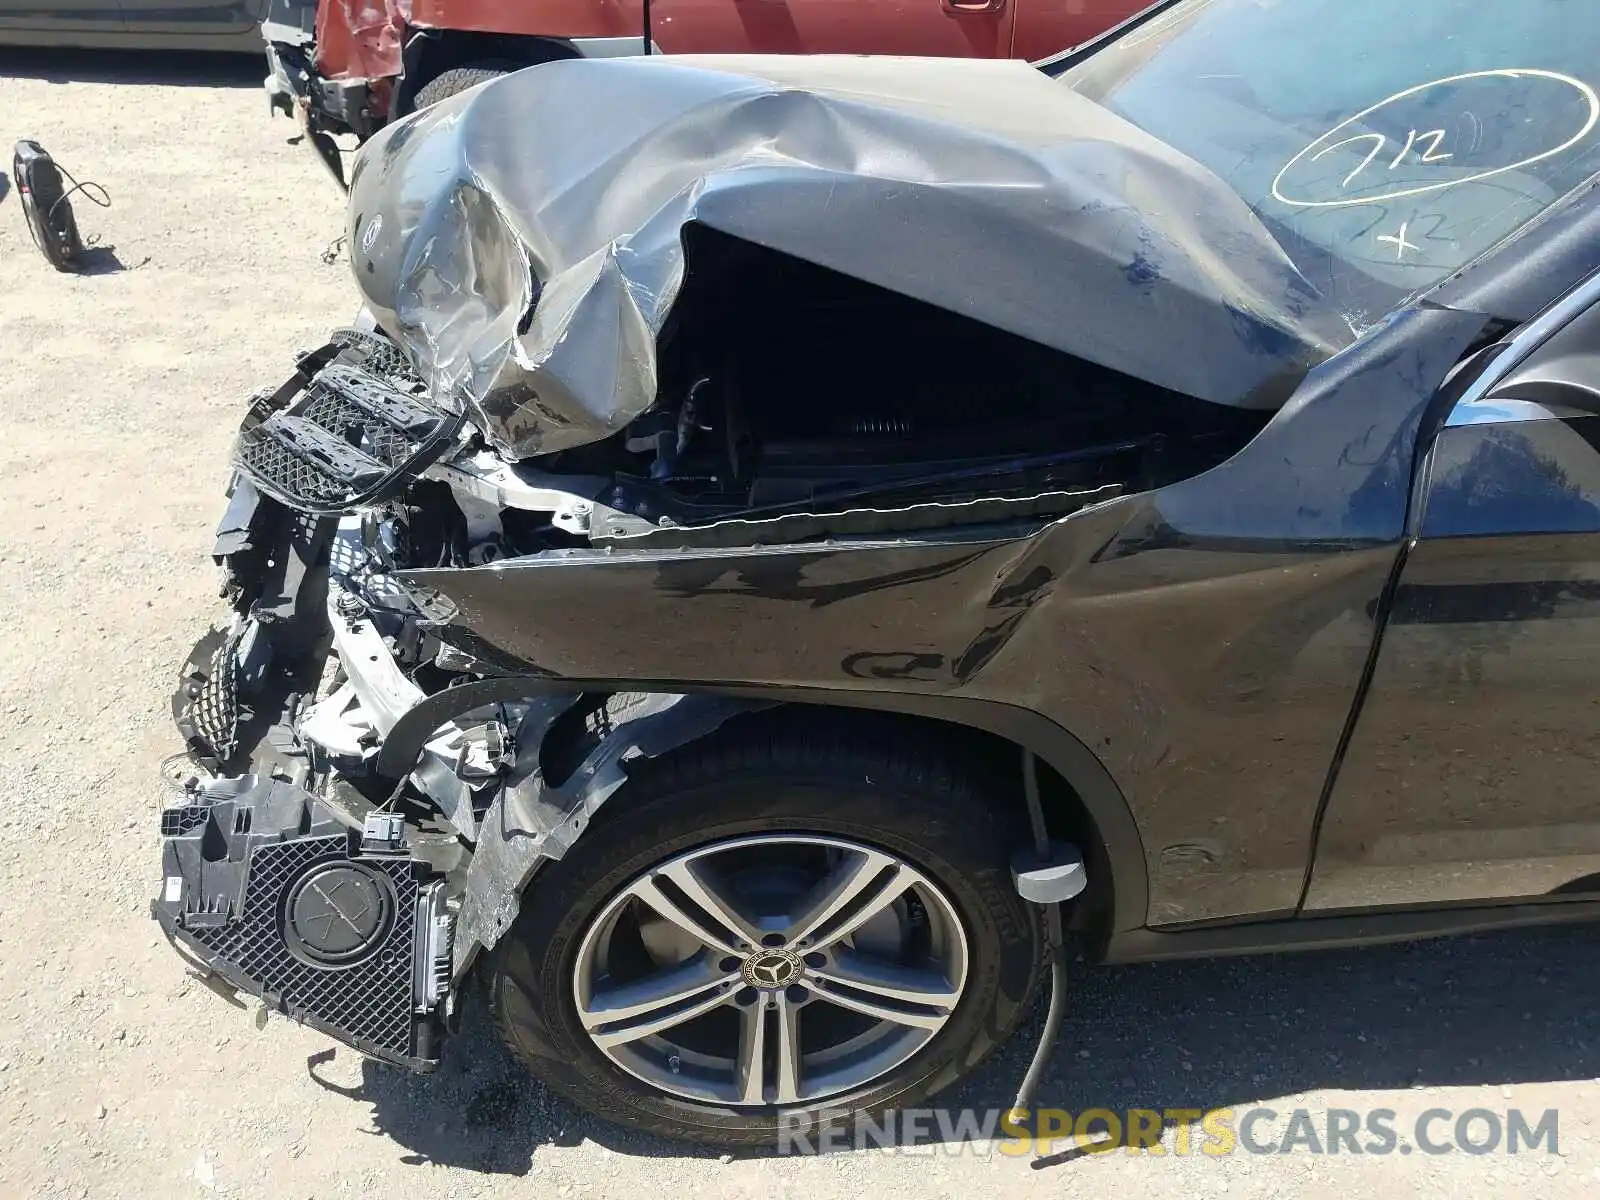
942;0;1005;13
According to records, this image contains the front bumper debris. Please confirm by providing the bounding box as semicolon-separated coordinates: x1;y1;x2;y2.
154;329;778;1074
236;334;459;514
153;775;452;1069
156;347;466;1068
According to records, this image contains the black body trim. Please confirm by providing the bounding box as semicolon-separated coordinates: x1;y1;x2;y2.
1108;896;1600;962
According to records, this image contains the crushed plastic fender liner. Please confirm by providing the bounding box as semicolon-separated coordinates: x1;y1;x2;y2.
344;54;1354;460
453;692;768;974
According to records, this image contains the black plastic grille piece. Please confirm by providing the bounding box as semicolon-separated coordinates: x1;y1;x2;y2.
185;837;420;1058
233;352;457;515
328;327;421;386
236;431;357;508
160;806;212;837
184;627;241;764
237;408;392;506
298;388;417;469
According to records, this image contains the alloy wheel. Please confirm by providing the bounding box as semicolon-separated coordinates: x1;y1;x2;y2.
570;833;970;1107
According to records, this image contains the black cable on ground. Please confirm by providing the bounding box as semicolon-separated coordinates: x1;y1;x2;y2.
48;164;110;222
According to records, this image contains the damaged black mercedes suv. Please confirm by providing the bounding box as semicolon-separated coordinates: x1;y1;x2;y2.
156;0;1600;1147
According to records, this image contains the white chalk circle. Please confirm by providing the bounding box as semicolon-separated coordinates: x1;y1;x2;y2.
1271;69;1600;210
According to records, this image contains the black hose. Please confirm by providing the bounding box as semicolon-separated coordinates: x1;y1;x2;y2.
1011;903;1068;1123
1009;749;1070;1130
1021;746;1049;848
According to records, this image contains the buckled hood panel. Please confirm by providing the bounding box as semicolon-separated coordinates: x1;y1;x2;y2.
346;54;1352;458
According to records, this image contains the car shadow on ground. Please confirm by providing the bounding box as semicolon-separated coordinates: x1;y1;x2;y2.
0;47;260;88
335;924;1600;1175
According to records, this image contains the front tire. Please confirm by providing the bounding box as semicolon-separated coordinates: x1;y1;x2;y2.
485;720;1044;1147
412;62;513;108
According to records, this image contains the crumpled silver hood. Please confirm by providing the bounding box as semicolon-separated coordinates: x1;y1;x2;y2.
346;53;1351;460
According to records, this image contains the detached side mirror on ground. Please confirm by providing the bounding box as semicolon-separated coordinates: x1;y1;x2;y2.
13;139;86;271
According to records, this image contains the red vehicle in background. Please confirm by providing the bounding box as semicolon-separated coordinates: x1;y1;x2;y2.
261;0;1148;185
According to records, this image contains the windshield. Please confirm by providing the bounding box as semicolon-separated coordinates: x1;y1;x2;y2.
1060;0;1600;330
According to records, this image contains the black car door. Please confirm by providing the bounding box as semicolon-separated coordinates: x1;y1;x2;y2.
1307;279;1600;911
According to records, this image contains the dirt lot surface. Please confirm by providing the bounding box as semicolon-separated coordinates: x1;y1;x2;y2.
3;50;1600;1200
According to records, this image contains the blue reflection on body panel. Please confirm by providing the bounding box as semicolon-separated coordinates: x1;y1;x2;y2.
1424;423;1600;537
1446;400;1572;427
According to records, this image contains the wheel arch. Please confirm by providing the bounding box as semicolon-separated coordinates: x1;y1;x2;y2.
394;680;1149;973
667;699;1147;952
395;29;579;116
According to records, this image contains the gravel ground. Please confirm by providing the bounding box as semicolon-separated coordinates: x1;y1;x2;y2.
3;50;1600;1200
